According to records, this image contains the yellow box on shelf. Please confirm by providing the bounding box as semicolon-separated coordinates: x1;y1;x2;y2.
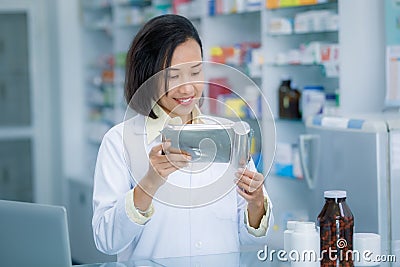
266;0;318;9
224;98;246;118
279;0;298;7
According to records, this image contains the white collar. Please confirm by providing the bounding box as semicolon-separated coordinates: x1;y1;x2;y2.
145;103;203;144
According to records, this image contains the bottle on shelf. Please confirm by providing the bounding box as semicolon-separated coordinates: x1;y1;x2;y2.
323;92;337;116
301;85;325;121
278;76;301;120
243;85;261;119
289;83;302;119
318;190;354;267
278;75;291;118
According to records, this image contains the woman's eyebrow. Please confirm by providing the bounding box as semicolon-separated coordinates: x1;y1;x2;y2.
169;62;202;71
191;62;202;68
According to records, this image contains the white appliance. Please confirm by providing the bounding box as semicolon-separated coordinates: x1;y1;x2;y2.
298;112;400;256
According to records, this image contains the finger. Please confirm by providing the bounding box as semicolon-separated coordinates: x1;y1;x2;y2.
161;141;171;154
237;167;256;178
165;153;192;163
235;174;258;188
236;180;252;193
236;186;251;200
150;143;164;155
236;179;262;194
153;160;189;170
237;168;264;182
151;151;191;164
162;142;190;155
235;173;263;189
167;146;191;156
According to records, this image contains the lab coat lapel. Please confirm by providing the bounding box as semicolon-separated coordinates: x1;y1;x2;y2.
123;115;148;186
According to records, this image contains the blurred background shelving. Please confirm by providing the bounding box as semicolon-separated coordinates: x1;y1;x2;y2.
0;0;342;263
0;0;391;265
72;0;340;262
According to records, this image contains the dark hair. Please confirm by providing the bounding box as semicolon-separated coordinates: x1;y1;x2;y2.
124;14;203;119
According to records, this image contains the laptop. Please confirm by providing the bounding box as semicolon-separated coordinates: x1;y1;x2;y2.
0;200;72;267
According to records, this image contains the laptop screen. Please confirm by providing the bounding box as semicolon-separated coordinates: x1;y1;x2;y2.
0;200;72;267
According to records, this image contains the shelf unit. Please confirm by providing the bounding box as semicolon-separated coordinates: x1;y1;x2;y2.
261;1;340;249
262;1;339;117
261;0;339;185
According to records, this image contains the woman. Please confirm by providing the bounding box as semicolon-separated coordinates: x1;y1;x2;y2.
92;14;272;262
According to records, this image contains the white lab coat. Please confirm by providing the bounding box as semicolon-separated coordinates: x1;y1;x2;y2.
92;114;272;261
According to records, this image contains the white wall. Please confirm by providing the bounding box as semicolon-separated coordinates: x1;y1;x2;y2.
57;0;85;183
339;0;386;114
45;0;64;205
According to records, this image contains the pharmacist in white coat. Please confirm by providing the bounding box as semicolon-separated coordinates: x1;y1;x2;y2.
92;14;273;262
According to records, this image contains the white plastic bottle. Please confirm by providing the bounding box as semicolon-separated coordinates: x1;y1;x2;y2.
301;85;325;122
290;222;320;267
243;85;260;119
284;220;297;257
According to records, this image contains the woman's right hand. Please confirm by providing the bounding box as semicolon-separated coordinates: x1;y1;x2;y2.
134;142;191;211
145;141;191;190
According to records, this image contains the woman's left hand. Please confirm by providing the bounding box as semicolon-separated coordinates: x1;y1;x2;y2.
235;168;266;228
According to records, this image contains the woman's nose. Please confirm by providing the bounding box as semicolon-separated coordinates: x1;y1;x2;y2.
178;83;194;94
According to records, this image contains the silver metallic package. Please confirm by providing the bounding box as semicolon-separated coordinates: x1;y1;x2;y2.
160;120;253;168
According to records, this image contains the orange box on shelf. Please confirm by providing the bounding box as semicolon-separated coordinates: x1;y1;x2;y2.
298;0;317;5
266;0;279;9
320;44;339;62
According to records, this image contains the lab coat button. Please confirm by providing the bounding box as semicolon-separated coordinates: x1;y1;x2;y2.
195;241;202;249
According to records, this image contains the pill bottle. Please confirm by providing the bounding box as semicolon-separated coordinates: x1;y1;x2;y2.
301;85;325;122
318;190;354;267
278;77;301;119
291;221;320;267
284;221;297;256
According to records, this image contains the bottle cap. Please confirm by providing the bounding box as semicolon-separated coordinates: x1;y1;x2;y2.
304;85;324;91
286;220;297;230
294;221;316;232
324;190;346;198
281;74;291;81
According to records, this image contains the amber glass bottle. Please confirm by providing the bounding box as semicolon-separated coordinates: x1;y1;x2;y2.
318;190;354;267
278;77;291;118
278;78;301;119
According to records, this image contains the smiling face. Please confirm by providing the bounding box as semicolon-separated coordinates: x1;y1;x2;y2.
158;38;204;123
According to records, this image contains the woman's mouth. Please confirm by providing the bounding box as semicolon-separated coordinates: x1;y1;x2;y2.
174;97;194;106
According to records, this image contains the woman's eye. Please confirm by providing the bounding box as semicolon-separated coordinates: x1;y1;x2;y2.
169;75;179;79
191;71;201;76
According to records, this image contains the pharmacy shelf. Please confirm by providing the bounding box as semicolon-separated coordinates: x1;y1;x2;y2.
261;0;339;184
267;29;338;36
